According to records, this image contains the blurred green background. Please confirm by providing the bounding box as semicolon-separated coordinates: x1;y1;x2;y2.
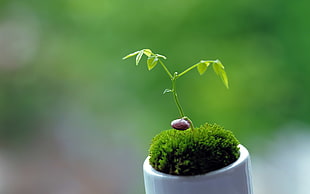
0;0;310;193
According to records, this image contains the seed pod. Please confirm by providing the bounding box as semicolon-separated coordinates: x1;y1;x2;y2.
171;118;190;130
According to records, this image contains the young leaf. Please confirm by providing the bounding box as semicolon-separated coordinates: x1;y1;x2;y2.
147;56;159;70
197;61;210;75
156;54;167;60
122;50;140;60
163;88;172;94
143;49;153;57
212;60;229;88
136;50;144;66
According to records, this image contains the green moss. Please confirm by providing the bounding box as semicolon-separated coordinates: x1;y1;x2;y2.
149;123;240;176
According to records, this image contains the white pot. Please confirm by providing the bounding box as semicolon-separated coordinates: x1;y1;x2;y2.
143;144;253;194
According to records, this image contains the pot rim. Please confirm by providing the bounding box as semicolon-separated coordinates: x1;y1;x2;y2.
143;144;249;180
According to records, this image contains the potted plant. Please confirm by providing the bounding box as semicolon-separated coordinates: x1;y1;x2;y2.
123;49;253;194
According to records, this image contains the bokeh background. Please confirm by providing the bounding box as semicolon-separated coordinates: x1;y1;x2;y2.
1;0;310;193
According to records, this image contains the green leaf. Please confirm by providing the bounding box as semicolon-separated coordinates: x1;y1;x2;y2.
147;56;159;70
163;89;172;94
136;50;144;66
147;56;158;70
212;60;229;88
122;50;140;60
156;54;167;60
197;61;210;75
143;49;153;57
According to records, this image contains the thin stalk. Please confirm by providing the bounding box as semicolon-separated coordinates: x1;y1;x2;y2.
158;58;196;130
158;59;173;79
171;76;185;118
178;60;215;78
172;79;195;130
177;64;198;77
189;119;195;130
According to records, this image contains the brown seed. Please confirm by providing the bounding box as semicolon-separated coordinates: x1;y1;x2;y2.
171;118;190;130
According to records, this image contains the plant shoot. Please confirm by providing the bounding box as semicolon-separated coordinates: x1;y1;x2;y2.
123;49;229;130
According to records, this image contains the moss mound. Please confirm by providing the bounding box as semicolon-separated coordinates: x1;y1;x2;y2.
149;123;240;176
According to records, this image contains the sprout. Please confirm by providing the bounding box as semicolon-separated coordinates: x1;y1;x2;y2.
123;49;238;176
123;49;229;130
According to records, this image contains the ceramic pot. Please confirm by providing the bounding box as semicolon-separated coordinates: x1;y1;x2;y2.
143;144;253;194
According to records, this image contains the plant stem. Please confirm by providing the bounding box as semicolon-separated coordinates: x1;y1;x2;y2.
158;58;195;129
177;64;198;77
159;59;173;79
178;60;214;77
184;116;195;131
158;59;184;118
171;74;185;118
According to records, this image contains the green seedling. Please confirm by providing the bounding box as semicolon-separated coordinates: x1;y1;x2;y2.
123;49;229;130
123;48;239;176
